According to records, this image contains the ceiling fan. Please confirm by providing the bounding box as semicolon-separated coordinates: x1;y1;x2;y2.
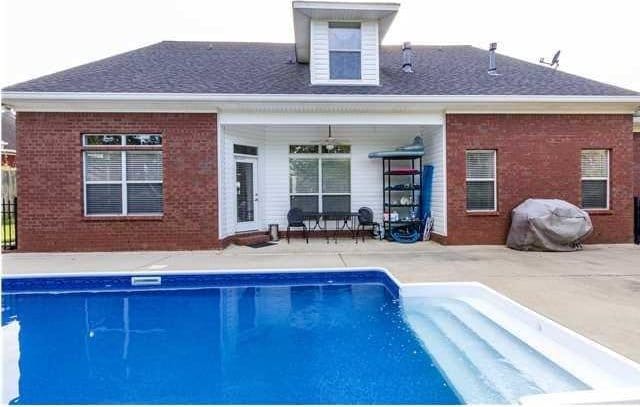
310;125;350;151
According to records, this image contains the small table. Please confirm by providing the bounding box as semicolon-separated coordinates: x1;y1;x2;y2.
303;211;359;243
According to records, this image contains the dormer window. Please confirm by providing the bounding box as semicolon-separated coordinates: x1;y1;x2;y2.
329;22;361;80
293;1;399;86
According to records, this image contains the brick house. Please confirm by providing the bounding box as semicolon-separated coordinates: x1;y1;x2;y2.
1;1;639;252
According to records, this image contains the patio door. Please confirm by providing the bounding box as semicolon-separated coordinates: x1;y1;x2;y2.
235;157;259;232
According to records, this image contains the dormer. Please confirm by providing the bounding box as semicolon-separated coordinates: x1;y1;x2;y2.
293;1;400;86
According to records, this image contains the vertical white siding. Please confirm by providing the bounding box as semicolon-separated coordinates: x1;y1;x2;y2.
220;124;446;239
310;20;379;86
423;129;446;236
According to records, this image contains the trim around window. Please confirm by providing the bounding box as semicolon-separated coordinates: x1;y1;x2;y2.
289;144;351;213
82;134;163;217
328;21;362;81
581;149;610;210
465;150;497;212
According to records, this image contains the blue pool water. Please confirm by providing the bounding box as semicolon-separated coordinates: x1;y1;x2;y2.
1;274;461;404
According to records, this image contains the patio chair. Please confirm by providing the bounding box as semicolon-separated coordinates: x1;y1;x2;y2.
287;208;308;243
356;207;380;242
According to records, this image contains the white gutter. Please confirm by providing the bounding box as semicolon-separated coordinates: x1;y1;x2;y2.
3;92;639;114
2;91;640;104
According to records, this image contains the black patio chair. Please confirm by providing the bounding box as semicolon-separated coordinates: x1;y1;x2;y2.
356;207;380;242
287;208;308;243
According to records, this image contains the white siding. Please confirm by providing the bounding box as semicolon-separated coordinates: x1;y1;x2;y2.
423;128;446;236
310;20;330;83
360;21;379;84
310;20;379;86
220;124;446;239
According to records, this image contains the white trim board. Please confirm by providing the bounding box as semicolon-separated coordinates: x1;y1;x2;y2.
3;91;639;113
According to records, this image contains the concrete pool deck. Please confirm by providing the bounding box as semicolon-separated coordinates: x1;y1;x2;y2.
2;241;640;363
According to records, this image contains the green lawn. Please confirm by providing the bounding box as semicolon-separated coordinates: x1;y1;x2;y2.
1;220;16;246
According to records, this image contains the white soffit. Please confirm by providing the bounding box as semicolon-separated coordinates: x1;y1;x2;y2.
293;1;400;63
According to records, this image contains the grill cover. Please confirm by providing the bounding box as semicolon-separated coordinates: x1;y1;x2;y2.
507;199;593;251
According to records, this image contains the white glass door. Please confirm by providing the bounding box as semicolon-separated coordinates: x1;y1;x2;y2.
235;157;258;231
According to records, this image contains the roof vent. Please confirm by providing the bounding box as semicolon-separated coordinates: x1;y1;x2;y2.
402;42;413;73
488;42;500;76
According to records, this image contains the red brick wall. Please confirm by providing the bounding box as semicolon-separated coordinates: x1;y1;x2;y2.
16;112;219;251
445;114;634;244
634;133;640;197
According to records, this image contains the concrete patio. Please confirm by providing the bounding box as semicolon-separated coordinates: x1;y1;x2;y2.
2;241;639;363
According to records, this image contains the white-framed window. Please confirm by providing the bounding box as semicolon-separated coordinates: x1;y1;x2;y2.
83;134;163;216
466;150;497;211
581;149;609;210
329;22;361;80
289;144;351;212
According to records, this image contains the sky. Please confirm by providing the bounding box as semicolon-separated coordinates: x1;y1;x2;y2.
1;0;639;92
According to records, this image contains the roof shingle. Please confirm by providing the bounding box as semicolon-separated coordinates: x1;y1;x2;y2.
3;41;638;96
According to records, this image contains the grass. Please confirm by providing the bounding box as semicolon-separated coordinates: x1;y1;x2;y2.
1;219;16;246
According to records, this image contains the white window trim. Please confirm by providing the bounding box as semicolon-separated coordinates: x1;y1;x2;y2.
465;149;497;212
83;134;163;217
581;149;610;210
289;145;351;212
328;21;362;82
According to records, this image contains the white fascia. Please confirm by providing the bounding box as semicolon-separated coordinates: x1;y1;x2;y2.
2;92;640;114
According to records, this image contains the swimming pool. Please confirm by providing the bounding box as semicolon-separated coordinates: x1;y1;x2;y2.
3;269;640;404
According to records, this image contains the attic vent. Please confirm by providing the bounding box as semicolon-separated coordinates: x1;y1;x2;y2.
488;42;501;76
402;42;413;73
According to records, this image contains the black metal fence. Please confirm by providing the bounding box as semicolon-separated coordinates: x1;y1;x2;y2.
2;197;17;250
635;196;640;245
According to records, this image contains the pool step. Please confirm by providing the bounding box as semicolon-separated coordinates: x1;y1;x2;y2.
426;306;543;402
404;310;506;404
436;300;587;394
403;298;587;403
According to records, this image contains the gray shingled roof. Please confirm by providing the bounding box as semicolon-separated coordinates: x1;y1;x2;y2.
3;41;638;96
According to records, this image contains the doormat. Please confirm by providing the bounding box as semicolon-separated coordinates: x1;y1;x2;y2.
247;242;277;249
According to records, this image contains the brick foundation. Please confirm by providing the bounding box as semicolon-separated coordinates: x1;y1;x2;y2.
445;114;635;245
16;112;219;251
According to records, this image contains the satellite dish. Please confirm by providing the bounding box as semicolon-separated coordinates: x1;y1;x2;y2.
540;50;561;69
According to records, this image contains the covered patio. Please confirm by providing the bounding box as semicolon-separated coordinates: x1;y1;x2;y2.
218;110;446;243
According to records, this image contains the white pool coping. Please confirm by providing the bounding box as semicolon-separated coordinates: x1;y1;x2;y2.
3;266;640;405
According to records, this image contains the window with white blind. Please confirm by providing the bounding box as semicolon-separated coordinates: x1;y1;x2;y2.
466;150;497;211
329;22;361;80
289;145;351;213
83;134;163;216
581;149;609;210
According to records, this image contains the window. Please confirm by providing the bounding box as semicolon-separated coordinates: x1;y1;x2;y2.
329;22;361;80
83;134;163;216
234;144;258;156
289;145;351;212
466;150;497;211
581;149;609;209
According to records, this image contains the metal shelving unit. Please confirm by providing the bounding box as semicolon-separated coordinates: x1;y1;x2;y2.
382;156;423;240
